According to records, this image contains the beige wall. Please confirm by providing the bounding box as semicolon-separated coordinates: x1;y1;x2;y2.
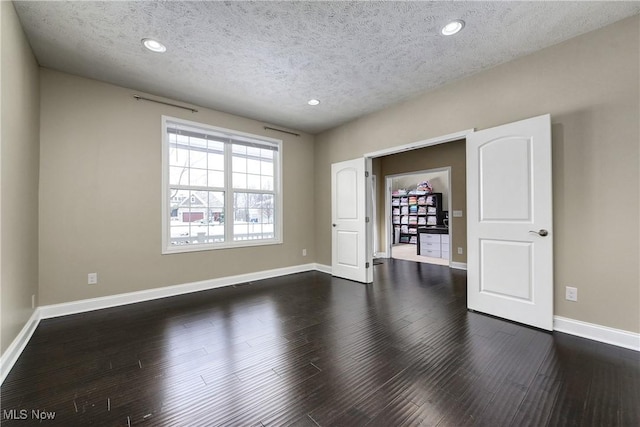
39;70;315;305
378;140;466;263
1;1;40;354
315;16;640;333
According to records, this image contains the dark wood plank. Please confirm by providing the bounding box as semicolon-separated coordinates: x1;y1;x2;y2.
1;260;638;426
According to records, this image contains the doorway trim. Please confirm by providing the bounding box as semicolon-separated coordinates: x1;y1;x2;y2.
365;129;473;261
364;129;473;159
384;167;452;264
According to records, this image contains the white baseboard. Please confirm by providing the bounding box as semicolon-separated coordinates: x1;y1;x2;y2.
0;308;41;384
40;263;319;319
554;316;639;351
450;262;467;270
315;263;332;275
374;252;389;258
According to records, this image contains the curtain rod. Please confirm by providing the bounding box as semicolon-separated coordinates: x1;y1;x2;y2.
133;95;198;113
133;95;299;136
264;126;300;137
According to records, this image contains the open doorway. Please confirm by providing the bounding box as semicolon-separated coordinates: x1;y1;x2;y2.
386;168;451;266
369;136;468;271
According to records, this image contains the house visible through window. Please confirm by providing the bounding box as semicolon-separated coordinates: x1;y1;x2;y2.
162;116;282;253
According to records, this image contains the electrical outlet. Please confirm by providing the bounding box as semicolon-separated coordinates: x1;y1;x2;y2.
457;247;463;255
302;249;307;257
565;286;578;302
88;273;98;285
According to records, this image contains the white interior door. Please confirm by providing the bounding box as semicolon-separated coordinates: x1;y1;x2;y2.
331;158;373;283
467;114;553;330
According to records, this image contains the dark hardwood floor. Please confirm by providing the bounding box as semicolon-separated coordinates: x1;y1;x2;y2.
1;260;639;426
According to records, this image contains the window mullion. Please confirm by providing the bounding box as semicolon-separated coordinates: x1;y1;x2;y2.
170;184;224;192
237;189;275;195
224;141;234;241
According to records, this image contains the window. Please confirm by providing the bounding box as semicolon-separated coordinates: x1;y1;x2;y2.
162;116;282;253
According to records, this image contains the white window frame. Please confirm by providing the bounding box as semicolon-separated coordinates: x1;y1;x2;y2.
161;116;283;254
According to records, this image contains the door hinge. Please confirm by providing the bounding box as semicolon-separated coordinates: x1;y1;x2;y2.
365;171;369;178
365;217;370;223
365;262;370;268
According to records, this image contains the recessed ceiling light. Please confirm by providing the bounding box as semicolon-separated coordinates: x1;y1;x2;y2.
142;38;166;53
441;20;465;36
307;99;320;106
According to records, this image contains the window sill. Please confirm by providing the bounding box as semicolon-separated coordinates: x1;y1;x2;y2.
162;238;283;255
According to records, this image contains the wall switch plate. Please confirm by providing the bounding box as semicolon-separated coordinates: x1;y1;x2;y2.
88;273;98;285
302;249;307;257
32;294;36;309
453;210;463;217
565;286;578;301
457;247;463;255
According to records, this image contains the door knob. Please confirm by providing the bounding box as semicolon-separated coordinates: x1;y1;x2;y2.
333;224;337;227
529;229;549;237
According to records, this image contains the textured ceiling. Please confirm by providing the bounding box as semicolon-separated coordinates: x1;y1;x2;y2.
13;1;640;134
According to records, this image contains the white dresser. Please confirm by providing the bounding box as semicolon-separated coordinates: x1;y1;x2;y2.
418;231;450;259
